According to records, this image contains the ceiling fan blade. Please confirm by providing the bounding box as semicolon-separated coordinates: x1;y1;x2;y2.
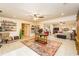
34;14;37;18
33;14;44;18
38;16;44;18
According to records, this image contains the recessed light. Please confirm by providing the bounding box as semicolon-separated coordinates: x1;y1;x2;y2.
61;13;64;16
13;16;16;18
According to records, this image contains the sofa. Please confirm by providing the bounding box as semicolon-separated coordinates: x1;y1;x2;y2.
55;31;72;39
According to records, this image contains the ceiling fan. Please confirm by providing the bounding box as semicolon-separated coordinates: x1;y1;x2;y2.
33;14;44;19
0;10;2;13
32;14;44;21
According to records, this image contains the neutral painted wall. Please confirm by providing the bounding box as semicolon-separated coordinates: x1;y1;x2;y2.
38;15;76;34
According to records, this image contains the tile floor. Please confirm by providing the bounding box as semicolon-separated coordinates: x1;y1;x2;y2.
48;35;77;56
0;35;77;56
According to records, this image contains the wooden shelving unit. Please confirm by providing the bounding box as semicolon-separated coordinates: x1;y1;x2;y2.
0;20;16;31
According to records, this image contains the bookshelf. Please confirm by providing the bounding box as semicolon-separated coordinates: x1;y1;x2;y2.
0;20;16;31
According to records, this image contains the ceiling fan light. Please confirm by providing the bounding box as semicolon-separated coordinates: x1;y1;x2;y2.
34;17;38;21
61;13;64;16
0;10;2;13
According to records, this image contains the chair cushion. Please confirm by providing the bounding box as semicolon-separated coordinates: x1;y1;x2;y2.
14;36;19;40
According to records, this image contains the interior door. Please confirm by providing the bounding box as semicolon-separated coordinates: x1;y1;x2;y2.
22;23;30;38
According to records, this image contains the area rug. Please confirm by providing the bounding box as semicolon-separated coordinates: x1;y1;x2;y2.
21;39;62;56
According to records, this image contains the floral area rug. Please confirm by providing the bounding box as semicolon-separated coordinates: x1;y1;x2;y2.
21;39;61;56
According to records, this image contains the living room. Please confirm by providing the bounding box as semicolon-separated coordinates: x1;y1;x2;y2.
0;3;78;56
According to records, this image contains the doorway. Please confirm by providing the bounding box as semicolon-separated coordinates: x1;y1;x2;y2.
21;23;30;39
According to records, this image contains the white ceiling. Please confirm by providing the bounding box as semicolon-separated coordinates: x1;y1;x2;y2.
0;3;79;22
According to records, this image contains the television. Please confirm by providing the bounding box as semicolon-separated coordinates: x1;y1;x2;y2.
53;27;59;34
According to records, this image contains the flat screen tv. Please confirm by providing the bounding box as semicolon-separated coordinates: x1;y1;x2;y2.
53;28;59;30
53;27;59;34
